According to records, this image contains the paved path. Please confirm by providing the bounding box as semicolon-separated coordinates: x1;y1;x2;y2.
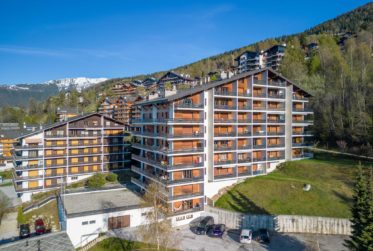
109;225;348;251
0;185;21;207
0;212;18;241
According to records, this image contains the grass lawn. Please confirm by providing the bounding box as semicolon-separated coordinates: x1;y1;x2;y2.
89;237;178;251
215;152;373;218
20;199;60;230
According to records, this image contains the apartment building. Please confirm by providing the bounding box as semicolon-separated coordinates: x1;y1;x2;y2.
235;44;286;73
130;68;313;216
0;129;24;170
12;113;131;202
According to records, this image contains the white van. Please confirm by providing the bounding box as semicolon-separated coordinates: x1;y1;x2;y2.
240;229;252;244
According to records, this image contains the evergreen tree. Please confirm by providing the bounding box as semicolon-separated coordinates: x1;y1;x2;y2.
345;165;370;250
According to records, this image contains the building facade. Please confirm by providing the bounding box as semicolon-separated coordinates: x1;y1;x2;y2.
130;68;313;215
235;44;286;73
12;113;131;202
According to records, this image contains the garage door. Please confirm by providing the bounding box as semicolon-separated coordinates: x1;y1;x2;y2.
108;215;130;230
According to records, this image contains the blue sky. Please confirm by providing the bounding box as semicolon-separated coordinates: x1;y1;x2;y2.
0;0;369;84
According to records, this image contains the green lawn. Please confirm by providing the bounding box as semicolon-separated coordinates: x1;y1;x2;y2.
215;152;373;218
89;237;177;251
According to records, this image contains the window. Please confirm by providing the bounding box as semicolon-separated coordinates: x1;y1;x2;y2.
57;130;64;136
82;221;88;225
89;220;96;224
93;121;98;126
46;131;52;136
106;121;110;126
71;176;78;180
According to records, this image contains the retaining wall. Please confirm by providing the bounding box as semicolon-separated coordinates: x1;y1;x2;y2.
204;206;351;235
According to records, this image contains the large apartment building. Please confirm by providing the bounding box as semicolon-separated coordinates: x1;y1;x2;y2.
235;44;286;73
12;113;131;202
130;68;313;216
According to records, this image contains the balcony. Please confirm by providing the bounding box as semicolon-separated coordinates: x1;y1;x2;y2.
253;92;266;98
132;154;204;170
69;133;102;138
267;106;285;111
214;173;236;180
267;131;285;136
237;91;251;97
237;118;250;123
175;103;203;109
169;191;204;201
293;153;313;159
268;93;285;99
237;157;251;163
252;157;266;162
214;104;237;110
267;119;285;123
252;131;266;136
214;145;235;151
252;118;266;123
292;119;313;124
238;144;252;150
237;105;251;110
214;118;235;123
215;90;236;96
237;131;251;137
13;172;43;181
14;145;43;150
267;155;285;161
268;80;286;87
253;144;266;149
13;155;43;161
292;130;313;136
267;143;285;148
14;164;43;171
214;132;236;137
167;132;204;139
252;106;266;111
293;107;313;112
131;166;203;186
132;143;203;155
214;159;235;166
293;95;309;101
14;184;43;192
131;118;203;124
45;134;66;138
253;80;266;85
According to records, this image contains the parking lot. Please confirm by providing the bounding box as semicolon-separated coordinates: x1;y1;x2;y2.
177;226;348;251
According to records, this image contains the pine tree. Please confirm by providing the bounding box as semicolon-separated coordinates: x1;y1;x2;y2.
345;165;369;250
358;168;373;250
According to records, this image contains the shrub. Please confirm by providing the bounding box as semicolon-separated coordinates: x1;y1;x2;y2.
106;173;118;182
17;207;26;225
86;173;106;188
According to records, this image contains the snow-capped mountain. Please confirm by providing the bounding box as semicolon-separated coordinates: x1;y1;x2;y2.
45;77;108;92
0;77;108;108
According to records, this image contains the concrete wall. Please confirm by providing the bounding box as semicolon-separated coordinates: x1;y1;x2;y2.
66;207;151;248
204;206;351;235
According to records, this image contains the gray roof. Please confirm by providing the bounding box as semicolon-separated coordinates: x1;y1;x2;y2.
0;129;28;139
135;68;313;106
62;188;144;218
16;112;125;140
0;231;74;251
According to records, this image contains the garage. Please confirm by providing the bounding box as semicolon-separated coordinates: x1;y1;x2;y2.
108;215;130;230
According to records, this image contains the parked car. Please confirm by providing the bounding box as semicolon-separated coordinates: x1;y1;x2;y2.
195;216;214;235
19;224;30;238
240;229;252;244
254;228;270;243
34;218;46;235
208;224;225;238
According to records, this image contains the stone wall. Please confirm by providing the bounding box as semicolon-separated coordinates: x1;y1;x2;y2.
204;206;351;235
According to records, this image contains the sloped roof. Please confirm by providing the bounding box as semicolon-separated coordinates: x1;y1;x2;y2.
16;113;124;140
135;68;313;106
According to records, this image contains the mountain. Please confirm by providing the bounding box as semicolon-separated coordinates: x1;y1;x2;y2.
0;77;107;108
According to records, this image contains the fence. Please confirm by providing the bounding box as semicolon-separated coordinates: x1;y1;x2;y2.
204;206;351;235
23;195;56;214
